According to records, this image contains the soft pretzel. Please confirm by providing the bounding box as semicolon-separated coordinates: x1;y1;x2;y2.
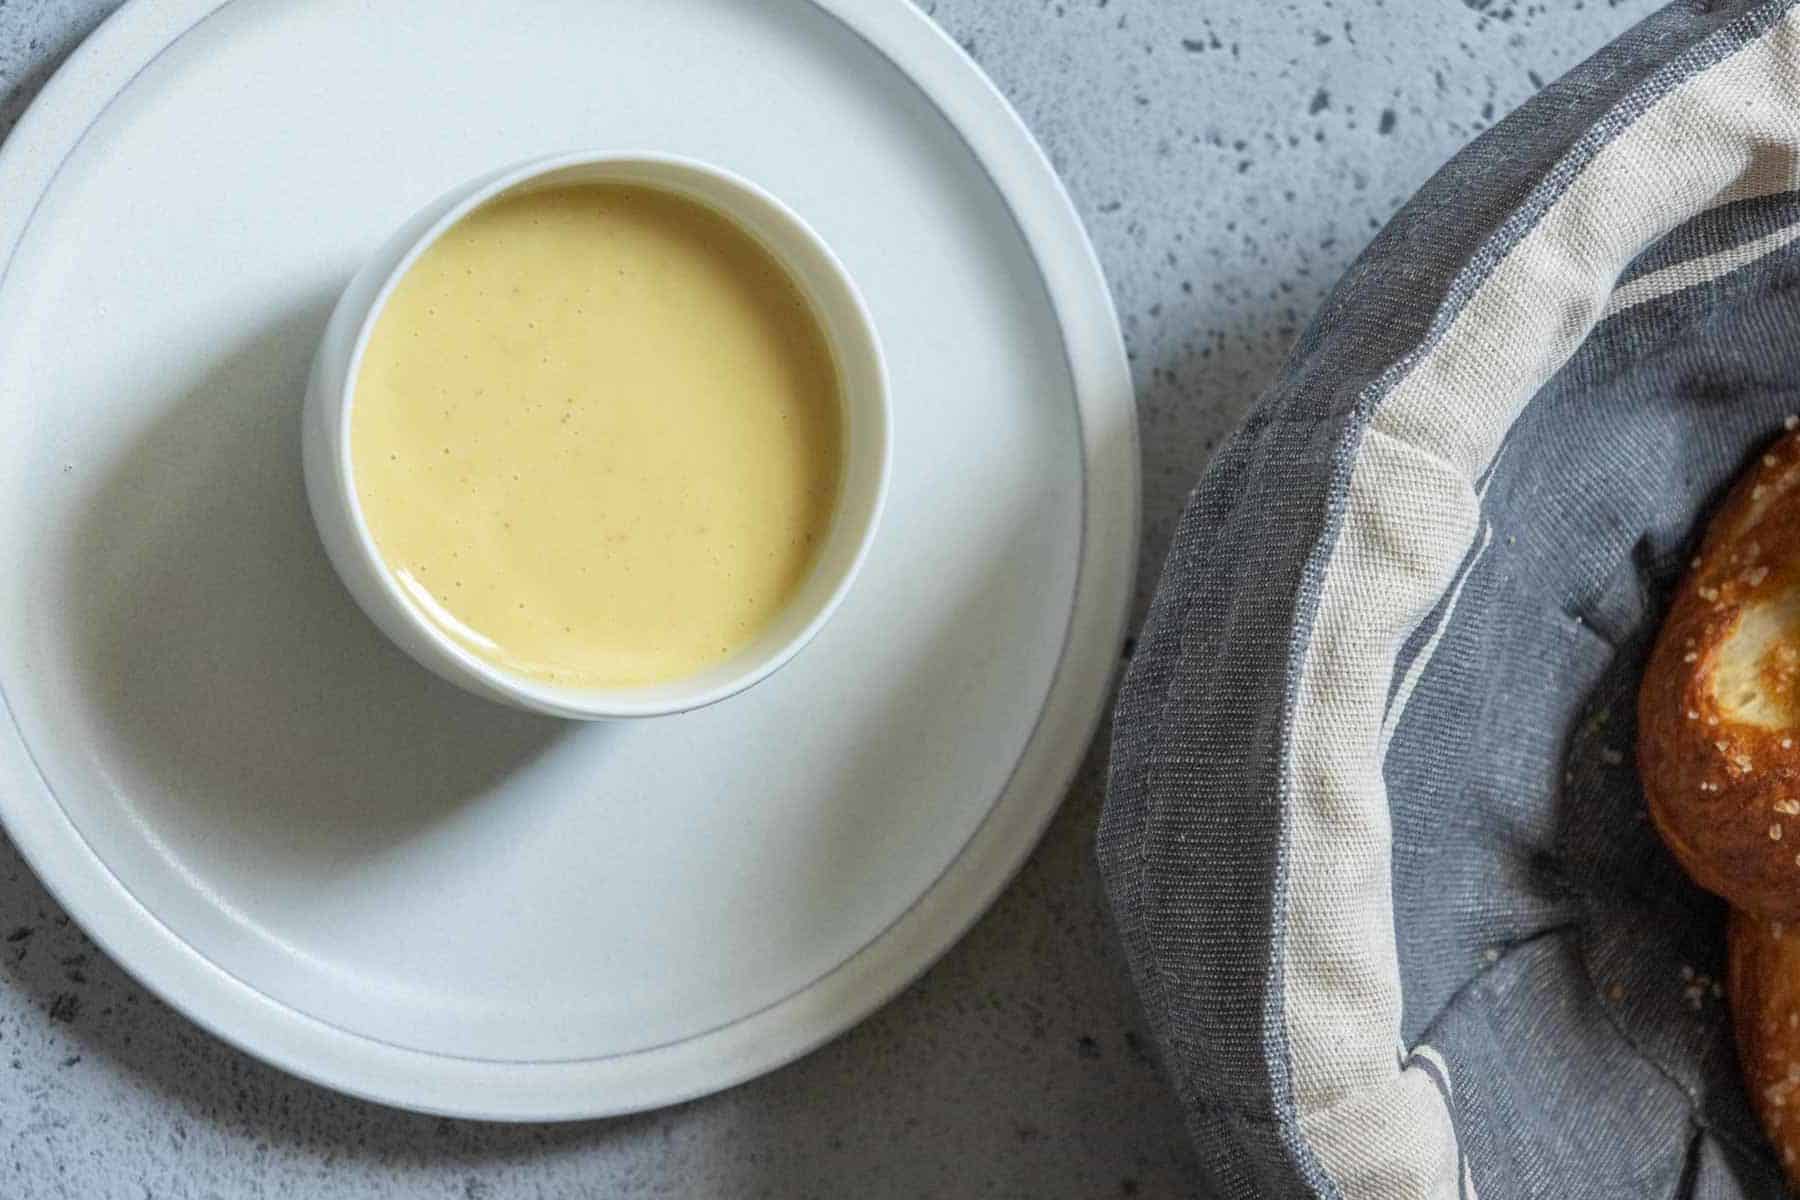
1640;427;1800;920
1643;428;1800;1188
1729;910;1800;1186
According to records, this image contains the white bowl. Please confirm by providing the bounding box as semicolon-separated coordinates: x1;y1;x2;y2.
302;151;890;720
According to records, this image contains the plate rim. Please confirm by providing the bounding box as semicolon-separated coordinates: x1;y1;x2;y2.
0;0;1139;1119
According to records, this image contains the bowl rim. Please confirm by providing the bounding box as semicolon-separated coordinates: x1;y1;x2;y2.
330;148;893;720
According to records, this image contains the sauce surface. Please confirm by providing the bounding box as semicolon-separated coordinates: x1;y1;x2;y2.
351;183;843;688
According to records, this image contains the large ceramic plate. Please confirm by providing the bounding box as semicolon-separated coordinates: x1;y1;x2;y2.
0;0;1135;1118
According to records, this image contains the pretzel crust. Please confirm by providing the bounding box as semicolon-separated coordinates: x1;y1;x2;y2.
1641;429;1800;920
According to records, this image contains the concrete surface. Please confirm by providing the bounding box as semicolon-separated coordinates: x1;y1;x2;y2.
0;0;1657;1196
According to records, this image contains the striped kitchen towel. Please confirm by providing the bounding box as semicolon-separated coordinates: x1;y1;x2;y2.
1100;2;1800;1197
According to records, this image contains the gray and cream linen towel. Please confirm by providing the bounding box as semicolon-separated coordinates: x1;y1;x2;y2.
1100;2;1800;1196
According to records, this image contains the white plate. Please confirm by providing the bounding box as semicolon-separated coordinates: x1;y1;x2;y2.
0;0;1136;1119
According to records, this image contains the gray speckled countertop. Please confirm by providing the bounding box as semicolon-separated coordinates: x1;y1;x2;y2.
0;1;1654;1196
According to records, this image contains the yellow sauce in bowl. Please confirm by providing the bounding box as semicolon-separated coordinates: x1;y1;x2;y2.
350;183;843;688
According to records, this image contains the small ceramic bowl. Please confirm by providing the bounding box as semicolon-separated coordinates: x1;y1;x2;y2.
302;151;890;720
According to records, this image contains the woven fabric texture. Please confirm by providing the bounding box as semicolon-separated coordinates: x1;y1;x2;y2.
1101;4;1800;1196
